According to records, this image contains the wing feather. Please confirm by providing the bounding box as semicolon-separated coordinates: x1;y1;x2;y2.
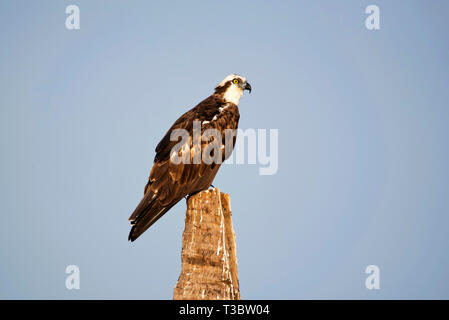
128;95;240;241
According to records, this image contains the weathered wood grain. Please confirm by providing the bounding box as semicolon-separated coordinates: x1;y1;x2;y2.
173;188;240;300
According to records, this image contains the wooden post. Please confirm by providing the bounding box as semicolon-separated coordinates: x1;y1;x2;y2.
173;188;240;300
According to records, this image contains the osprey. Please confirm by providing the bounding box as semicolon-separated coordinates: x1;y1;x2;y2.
128;74;251;241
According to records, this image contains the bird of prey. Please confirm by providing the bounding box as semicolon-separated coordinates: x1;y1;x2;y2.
128;74;251;241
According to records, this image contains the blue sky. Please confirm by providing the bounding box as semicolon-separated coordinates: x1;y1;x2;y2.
0;1;448;299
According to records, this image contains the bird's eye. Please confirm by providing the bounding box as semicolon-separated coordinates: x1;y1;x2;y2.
233;79;239;84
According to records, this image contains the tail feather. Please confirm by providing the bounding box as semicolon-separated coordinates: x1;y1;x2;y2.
128;200;177;242
128;189;156;223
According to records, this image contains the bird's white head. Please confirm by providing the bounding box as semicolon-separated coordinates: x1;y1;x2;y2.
215;74;252;105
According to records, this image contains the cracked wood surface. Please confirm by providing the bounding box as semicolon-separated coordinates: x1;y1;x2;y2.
173;188;240;300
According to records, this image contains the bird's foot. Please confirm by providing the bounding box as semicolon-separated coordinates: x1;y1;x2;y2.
186;190;200;201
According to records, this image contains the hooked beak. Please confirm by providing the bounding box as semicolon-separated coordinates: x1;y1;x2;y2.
244;82;252;94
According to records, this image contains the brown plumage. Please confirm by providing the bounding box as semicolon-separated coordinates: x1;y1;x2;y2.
128;74;251;241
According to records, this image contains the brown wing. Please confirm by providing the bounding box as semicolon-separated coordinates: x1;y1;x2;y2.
128;95;239;241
